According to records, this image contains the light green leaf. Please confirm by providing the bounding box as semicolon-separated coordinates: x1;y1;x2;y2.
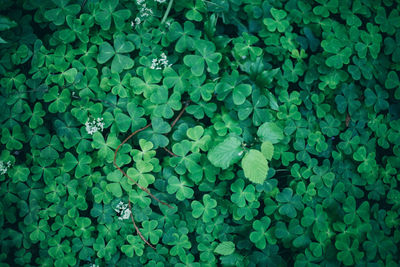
261;141;274;160
257;122;284;144
214;241;235;256
242;149;269;184
207;136;242;169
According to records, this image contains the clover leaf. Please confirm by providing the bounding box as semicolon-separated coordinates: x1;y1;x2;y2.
97;36;134;73
250;216;276;249
44;0;81;26
183;40;221;76
94;0;131;30
191;194;217;223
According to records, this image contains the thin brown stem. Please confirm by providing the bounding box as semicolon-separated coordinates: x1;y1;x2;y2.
128;200;156;250
163;147;178;157
113;102;189;250
170;101;190;128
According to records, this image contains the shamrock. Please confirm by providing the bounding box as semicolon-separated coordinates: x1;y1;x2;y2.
97;35;135;73
44;0;81;26
321;38;352;69
276;188;304;218
230;178;256;208
364;85;389;113
183;40;222;76
384;31;400;63
249;216;276;249
215;70;252;105
353;146;376;173
191;194;217;223
169;140;202;179
168;21;201;52
141;220;163;244
263;8;289;32
335;235;364;266
233;32;263;60
126;159;156;188
354;23;382;59
375;7;400;35
94;0;131;30
167;176;194;201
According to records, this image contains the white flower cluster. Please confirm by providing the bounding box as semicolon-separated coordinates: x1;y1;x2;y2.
0;161;11;175
114;201;131;220
151;53;172;70
131;0;154;27
85;118;104;135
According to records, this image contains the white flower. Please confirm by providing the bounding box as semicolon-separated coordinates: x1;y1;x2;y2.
156;0;166;3
136;0;145;5
140;4;153;18
135;17;141;25
150;53;172;70
85;117;104;135
0;161;11;175
114;201;131;220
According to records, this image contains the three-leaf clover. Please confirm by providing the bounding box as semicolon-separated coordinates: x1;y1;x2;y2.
97;36;135;73
183;40;222;76
191;194;217;223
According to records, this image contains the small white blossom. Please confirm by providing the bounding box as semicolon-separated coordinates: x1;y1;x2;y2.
114;201;132;220
85;117;104;135
0;161;11;175
150;53;172;70
136;0;145;5
89;264;99;267
140;4;153;18
156;0;166;3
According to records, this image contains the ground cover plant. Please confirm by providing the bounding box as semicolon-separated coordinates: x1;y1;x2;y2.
0;0;400;266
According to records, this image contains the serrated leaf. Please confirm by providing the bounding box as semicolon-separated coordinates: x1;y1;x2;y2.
242;149;269;184
214;241;235;256
207;136;242;169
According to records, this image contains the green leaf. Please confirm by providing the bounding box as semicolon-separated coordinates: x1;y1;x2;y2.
242;149;269;184
207;136;242;169
257;122;284;144
261;141;274;161
214;241;235;256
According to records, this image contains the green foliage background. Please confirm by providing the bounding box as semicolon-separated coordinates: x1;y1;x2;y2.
1;0;400;266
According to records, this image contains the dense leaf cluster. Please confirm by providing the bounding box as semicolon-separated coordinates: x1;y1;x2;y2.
1;0;400;266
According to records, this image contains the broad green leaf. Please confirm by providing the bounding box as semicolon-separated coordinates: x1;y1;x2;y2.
207;136;242;169
214;241;235;256
257;122;284;144
242;149;269;184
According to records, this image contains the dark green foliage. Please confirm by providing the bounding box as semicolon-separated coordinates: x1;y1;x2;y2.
1;0;400;266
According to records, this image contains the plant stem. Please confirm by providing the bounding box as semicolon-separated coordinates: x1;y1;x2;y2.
161;0;174;24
